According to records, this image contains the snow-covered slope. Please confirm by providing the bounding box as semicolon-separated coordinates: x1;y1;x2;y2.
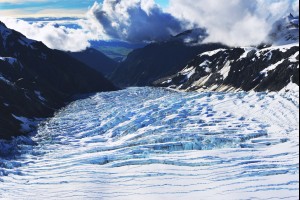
0;21;116;139
268;14;299;45
0;87;298;199
154;43;299;92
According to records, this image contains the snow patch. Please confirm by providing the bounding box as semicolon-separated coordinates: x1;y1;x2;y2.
199;60;211;68
205;67;212;73
181;65;194;73
161;79;172;84
289;51;299;62
264;51;273;61
34;91;47;102
186;68;196;79
200;49;226;57
265;43;299;53
0;73;13;86
260;60;285;76
219;60;231;79
0;57;18;65
11;115;34;132
239;47;256;60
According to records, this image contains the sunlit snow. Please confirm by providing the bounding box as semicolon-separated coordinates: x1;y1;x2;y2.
0;87;299;200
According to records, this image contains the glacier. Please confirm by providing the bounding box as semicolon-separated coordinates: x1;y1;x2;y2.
0;87;299;200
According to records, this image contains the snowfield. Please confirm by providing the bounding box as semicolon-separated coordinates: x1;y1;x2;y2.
0;87;299;200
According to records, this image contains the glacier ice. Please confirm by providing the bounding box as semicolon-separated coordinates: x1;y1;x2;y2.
0;87;299;200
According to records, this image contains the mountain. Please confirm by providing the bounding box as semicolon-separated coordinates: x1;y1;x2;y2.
90;40;145;62
110;36;227;87
268;14;299;45
154;44;299;92
68;48;118;77
154;15;299;92
0;21;117;139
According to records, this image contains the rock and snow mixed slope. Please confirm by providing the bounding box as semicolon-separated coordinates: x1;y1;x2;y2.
0;21;116;139
268;14;299;45
110;28;225;88
0;87;298;199
154;15;299;92
154;44;299;92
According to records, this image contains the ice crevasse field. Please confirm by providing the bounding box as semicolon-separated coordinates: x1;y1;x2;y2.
0;86;299;200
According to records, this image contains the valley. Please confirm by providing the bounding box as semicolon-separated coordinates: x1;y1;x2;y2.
1;87;299;199
0;5;299;199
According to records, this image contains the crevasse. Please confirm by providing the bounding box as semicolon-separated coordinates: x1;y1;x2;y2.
0;87;299;200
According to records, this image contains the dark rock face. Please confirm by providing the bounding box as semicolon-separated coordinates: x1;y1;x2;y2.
154;45;299;92
0;22;117;139
111;41;228;87
68;48;118;77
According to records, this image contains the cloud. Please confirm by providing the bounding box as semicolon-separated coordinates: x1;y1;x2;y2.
168;0;298;46
1;0;298;52
0;17;106;52
89;0;298;46
0;0;183;51
88;0;184;43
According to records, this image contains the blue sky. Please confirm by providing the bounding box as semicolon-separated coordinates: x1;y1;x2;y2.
0;0;169;17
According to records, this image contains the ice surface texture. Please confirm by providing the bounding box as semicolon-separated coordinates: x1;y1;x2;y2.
0;87;299;200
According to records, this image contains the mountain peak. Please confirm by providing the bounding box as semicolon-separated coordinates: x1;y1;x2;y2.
288;13;299;27
267;14;299;45
0;23;116;139
0;21;6;28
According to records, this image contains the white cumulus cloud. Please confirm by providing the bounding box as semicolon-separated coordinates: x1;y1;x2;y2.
0;17;107;52
168;0;298;46
88;0;184;43
1;0;298;51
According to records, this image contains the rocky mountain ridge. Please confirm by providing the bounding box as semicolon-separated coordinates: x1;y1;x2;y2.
154;15;299;92
154;44;299;92
0;21;116;139
268;14;299;45
110;41;227;87
68;48;118;77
